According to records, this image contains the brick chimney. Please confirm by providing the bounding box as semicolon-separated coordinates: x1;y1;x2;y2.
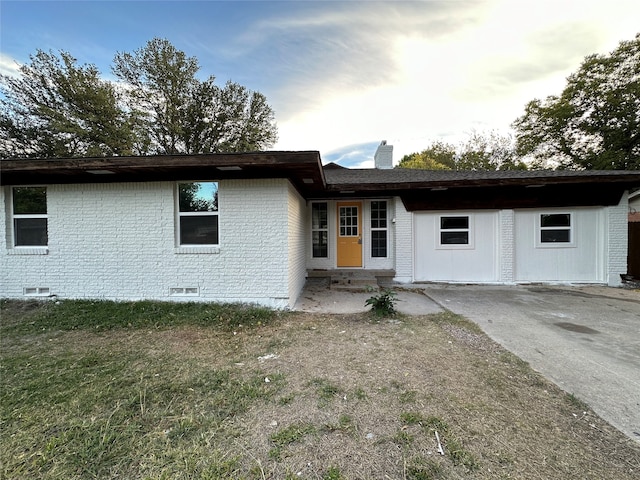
374;140;393;169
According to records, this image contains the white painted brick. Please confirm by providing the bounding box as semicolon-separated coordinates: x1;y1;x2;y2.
499;210;515;283
393;198;413;283
287;184;307;305
607;192;628;286
1;180;298;308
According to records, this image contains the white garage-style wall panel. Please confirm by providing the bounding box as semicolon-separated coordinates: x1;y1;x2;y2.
514;208;605;283
414;211;499;282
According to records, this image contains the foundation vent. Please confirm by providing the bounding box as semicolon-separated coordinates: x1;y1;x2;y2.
24;287;50;296
169;287;199;296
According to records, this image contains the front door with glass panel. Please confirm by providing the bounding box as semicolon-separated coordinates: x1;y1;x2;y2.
337;201;362;267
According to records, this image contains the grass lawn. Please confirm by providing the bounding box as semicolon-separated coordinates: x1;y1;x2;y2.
1;299;639;479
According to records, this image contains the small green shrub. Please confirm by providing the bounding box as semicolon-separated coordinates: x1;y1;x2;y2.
365;288;398;316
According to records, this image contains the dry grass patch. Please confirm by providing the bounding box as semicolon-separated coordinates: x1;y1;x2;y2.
1;300;639;479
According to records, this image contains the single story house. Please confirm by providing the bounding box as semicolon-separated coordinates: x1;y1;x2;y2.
2;143;639;308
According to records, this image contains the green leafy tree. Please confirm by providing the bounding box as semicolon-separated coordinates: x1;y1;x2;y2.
397;141;456;170
457;130;527;171
0;50;135;158
1;38;278;159
397;132;527;171
513;33;640;170
112;38;277;155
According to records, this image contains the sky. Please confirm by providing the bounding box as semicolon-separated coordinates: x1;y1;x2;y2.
1;0;639;167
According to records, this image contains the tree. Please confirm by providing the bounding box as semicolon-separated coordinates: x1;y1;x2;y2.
0;50;135;158
513;33;640;170
396;140;456;170
112;38;277;155
1;38;278;159
397;131;527;171
457;130;527;171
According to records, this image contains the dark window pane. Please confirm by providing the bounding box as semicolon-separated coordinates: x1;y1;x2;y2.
180;216;219;245
441;231;469;245
441;216;468;229
13;187;47;214
541;214;570;227
312;203;328;229
371;201;387;228
312;231;328;257
372;230;387;257
541;229;570;243
15;218;48;246
179;183;218;212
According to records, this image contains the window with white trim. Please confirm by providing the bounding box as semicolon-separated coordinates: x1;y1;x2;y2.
177;182;219;246
438;215;473;248
539;213;572;245
311;202;328;257
370;200;387;257
12;187;48;247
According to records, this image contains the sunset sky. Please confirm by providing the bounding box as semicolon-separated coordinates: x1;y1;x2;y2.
2;0;638;166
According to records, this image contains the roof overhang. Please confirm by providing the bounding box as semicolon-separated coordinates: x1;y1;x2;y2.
0;152;327;197
318;168;640;210
3;155;640;209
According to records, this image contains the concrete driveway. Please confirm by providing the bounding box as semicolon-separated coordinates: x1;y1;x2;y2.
295;282;640;442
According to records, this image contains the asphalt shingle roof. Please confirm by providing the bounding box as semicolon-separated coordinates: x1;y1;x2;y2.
323;167;640;188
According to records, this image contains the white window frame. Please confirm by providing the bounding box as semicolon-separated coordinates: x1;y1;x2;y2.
536;212;575;248
436;214;475;250
176;181;219;248
311;202;329;258
370;200;388;258
11;186;48;248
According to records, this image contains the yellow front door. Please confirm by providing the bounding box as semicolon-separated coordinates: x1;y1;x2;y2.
337;201;362;267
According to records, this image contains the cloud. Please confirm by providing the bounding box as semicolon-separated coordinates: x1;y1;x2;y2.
0;53;22;78
323;141;381;168
273;0;640;162
227;1;491;118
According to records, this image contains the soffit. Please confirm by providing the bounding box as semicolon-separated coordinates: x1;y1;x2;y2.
0;152;327;197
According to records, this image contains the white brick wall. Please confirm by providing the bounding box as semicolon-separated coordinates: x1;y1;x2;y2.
607;192;628;286
393;198;413;283
499;210;515;283
1;180;299;308
287;184;307;306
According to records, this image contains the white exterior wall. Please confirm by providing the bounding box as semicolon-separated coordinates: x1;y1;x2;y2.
393;198;413;283
514;207;605;283
1;179;301;308
607;192;628;286
413;211;499;282
499;210;515;283
397;197;629;287
287;183;307;305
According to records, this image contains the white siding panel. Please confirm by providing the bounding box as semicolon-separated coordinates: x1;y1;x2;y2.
514;208;605;283
414;211;498;282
